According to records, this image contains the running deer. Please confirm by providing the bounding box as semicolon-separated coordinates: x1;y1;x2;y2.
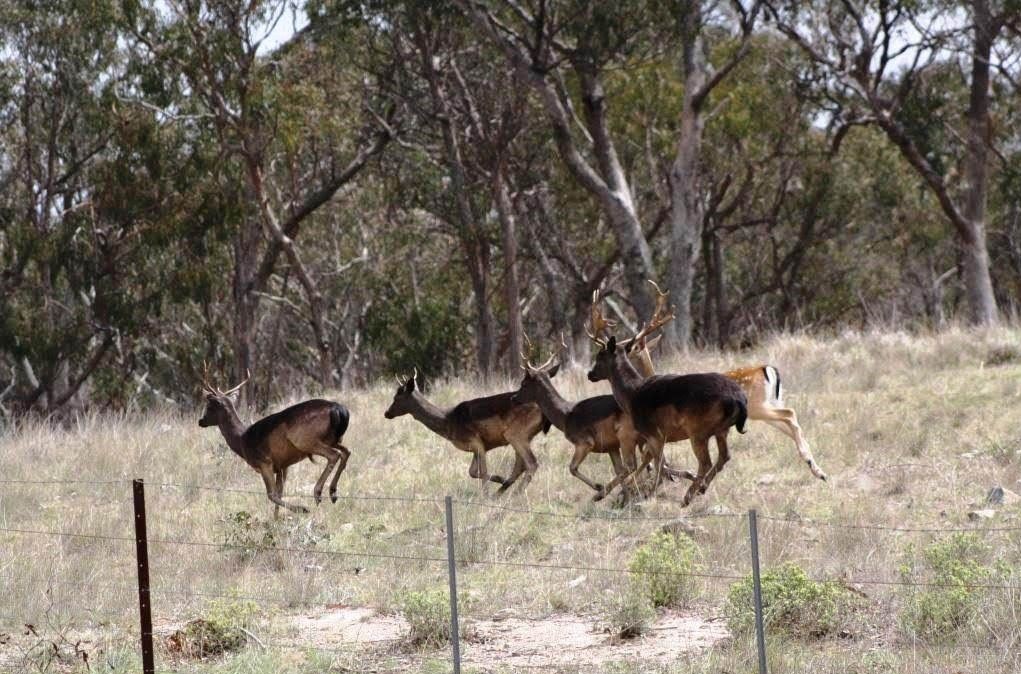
198;369;351;514
587;302;748;505
606;283;826;482
383;369;549;493
511;343;640;496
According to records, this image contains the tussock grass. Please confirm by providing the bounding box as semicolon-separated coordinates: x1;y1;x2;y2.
1;327;1020;672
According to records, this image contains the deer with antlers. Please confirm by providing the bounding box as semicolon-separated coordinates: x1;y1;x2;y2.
511;337;642;497
587;294;749;505
615;283;827;482
198;369;351;514
384;369;549;493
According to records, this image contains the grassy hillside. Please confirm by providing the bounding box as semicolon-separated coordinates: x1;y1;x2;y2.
1;328;1020;673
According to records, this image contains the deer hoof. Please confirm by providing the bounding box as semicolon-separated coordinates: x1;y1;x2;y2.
296;505;310;514
330;491;339;504
593;489;606;503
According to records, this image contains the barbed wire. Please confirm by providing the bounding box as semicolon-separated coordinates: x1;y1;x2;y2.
0;526;134;543
0;478;129;486
144;481;445;504
450;497;743;521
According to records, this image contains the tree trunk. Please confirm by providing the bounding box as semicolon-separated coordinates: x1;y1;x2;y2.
664;20;707;351
493;166;523;374
232;217;259;408
960;0;999;325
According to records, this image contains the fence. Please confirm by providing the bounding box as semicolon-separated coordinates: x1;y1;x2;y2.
1;476;1020;673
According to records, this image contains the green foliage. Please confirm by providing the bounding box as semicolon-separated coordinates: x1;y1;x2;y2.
628;532;699;608
167;597;260;659
602;589;656;639
220;510;278;561
726;563;853;638
899;533;992;641
398;588;452;648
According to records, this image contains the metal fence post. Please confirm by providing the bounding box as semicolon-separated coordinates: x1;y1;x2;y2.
444;496;462;674
133;478;155;674
748;508;768;674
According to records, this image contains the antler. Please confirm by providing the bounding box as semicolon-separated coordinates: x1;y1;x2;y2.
629;280;675;347
586;289;617;347
200;361;220;396
521;332;566;373
220;369;250;397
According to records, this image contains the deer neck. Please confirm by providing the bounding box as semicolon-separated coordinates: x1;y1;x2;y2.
529;380;571;432
408;393;453;439
609;356;644;416
216;401;250;461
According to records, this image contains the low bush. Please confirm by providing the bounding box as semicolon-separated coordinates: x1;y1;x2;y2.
602;590;656;639
899;533;993;641
166;598;259;658
629;532;699;608
726;563;853;638
399;589;452;648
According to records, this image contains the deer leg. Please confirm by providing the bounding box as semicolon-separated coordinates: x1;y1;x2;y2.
468;453;507;486
699;431;731;494
681;437;713;507
260;465;308;514
502;434;539;493
273;468;286;519
306;443;343;506
497;454;527;494
757;406;826;480
595;440;659;502
568;441;604;493
329;445;351;503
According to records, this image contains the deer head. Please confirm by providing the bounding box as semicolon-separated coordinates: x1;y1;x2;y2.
198;364;250;427
384;368;419;419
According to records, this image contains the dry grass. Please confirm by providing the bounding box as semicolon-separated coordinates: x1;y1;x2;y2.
1;327;1020;673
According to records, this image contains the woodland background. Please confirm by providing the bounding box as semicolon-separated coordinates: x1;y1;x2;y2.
3;0;1021;416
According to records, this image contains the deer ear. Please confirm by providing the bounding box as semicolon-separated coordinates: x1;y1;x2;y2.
644;334;662;351
547;363;560;378
607;336;617;353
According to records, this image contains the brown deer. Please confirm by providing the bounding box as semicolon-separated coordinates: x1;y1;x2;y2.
623;283;826;481
198;370;351;514
587;302;748;505
383;369;549;493
511;345;640;496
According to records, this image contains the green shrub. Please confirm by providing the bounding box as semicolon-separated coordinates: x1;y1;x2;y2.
628;532;699;607
900;533;992;641
602;590;656;639
220;510;277;561
167;598;259;658
726;563;852;638
399;589;452;648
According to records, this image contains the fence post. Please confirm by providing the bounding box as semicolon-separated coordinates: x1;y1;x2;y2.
133;479;155;674
444;496;462;674
748;508;768;674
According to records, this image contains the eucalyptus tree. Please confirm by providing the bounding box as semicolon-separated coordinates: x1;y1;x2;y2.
768;0;1021;326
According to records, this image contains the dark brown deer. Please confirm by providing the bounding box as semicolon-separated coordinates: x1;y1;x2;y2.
587;301;748;505
383;369;549;493
511;347;640;496
198;370;351;514
623;283;826;481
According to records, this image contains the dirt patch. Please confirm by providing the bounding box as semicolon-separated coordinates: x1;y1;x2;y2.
286;605;729;669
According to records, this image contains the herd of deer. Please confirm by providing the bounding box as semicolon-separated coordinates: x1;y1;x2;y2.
199;283;827;514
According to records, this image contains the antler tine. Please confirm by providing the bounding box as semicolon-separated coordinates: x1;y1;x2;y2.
221;369;251;397
200;360;220;396
588;289;616;347
411;366;418;384
630;280;676;346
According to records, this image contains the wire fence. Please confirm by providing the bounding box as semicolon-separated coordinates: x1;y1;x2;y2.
1;477;1019;674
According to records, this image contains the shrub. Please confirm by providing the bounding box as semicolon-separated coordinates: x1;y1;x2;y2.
629;532;699;607
726;563;852;638
166;598;259;658
602;590;656;639
900;533;992;641
399;589;452;648
220;510;277;561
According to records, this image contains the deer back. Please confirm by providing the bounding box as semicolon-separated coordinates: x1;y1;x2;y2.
630;373;747;438
448;391;549;446
243;399;349;466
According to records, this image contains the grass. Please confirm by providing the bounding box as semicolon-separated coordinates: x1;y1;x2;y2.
1;327;1020;672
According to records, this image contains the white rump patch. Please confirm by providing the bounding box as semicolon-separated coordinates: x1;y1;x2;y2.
764;365;782;404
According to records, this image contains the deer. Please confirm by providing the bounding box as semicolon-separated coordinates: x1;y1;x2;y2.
511;341;641;497
622;283;827;482
383;369;549;493
587;297;748;506
198;369;351;514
